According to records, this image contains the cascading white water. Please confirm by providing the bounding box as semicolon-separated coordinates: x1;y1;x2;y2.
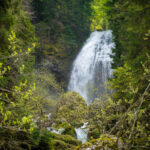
68;30;115;104
75;122;89;144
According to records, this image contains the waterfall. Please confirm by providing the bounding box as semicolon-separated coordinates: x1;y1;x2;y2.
68;30;115;104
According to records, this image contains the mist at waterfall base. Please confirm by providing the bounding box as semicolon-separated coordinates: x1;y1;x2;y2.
68;30;115;104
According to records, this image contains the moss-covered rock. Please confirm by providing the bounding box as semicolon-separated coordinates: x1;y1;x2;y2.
0;128;54;150
76;134;123;150
52;92;88;127
88;127;100;140
38;129;54;150
52;133;81;145
0;127;81;150
0;128;37;150
52;133;81;150
53;140;68;150
57;122;76;137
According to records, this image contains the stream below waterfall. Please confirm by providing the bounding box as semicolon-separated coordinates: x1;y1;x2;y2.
75;122;89;144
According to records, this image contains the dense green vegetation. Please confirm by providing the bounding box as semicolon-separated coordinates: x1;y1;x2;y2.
51;92;88;127
32;0;92;88
0;0;150;149
88;0;150;149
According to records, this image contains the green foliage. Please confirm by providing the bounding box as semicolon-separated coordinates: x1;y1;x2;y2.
108;0;150;69
91;0;150;69
110;59;150;149
58;122;76;137
88;59;150;149
89;98;119;135
34;129;80;150
52;133;81;146
90;0;110;30
0;0;59;135
52;92;88;127
88;127;100;140
38;129;54;150
32;67;63;113
0;127;80;150
88;1;150;149
110;64;138;107
0;31;38;130
0;0;84;149
0;128;37;150
0;0;36;56
32;0;92;87
77;134;123;150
